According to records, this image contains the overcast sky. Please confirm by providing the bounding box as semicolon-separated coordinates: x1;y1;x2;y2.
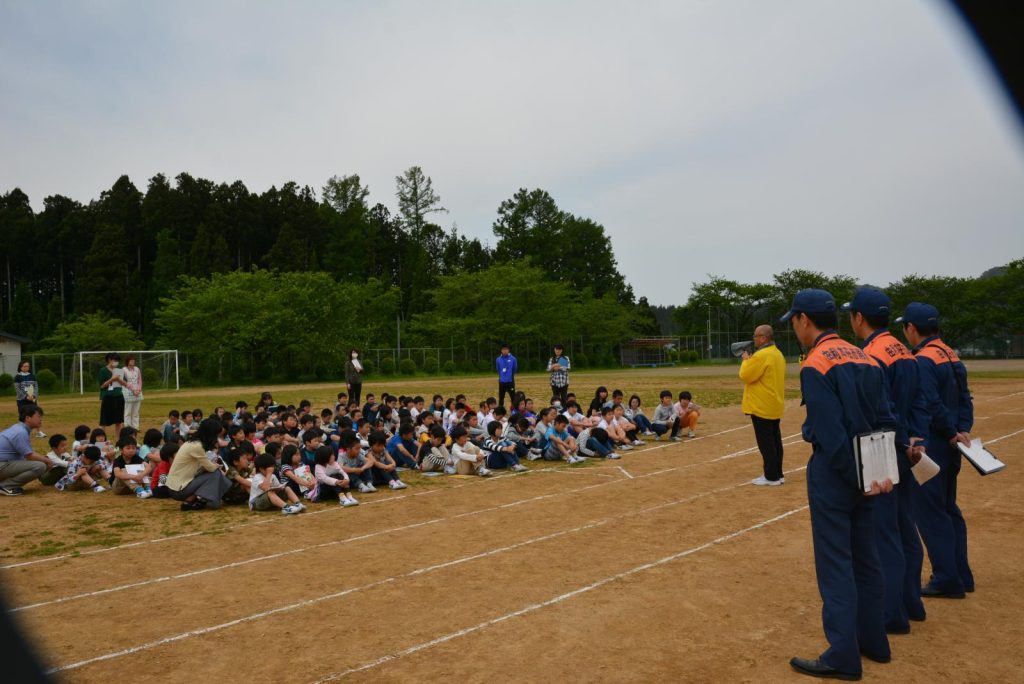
2;0;1023;305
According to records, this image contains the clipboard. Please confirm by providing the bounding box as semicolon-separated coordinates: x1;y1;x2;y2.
957;439;1006;476
853;430;899;493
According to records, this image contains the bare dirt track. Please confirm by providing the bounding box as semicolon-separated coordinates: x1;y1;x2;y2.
1;366;1022;683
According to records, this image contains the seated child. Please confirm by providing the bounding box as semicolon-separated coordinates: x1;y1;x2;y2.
249;453;304;514
312;444;358;507
464;413;488;448
612;404;643;446
112;437;153;498
222;446;254;505
41;433;70;485
340;431;377;493
417;425;456;474
278;444;315;499
300;428;323;469
367;431;408;490
651;390;682;441
151;443;178;498
482;422;528;472
450;426;493;477
577;426;619;460
626;395;655;436
140;428;163;462
56;445;108;493
597;407;632;451
546;415;583;463
675;391;701;438
161;411;181;444
530;408;554;460
386;423;419;469
505;417;541;458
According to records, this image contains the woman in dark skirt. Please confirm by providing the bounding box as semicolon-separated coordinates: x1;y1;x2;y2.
97;352;125;436
345;348;364;406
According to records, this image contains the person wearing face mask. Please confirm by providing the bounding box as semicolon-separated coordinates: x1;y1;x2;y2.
346;348;365;406
98;352;125;436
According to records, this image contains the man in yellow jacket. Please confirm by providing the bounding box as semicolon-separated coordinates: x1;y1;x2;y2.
739;324;787;486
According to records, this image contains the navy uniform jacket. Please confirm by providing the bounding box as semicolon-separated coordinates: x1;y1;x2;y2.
801;332;898;491
913;336;973;442
862;330;929;450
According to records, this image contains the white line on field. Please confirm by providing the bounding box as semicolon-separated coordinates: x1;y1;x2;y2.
11;436;797;613
46;467;809;675
0;421;761;571
617;466;634;479
982;390;1024;403
309;504;810;682
987;427;1024;445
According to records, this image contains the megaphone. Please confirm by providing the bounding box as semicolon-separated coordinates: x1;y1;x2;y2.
730;341;754;358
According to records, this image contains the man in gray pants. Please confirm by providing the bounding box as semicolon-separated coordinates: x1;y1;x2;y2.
0;404;50;496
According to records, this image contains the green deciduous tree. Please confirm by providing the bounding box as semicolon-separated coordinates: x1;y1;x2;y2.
41;313;144;352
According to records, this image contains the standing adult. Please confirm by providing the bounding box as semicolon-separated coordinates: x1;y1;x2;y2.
898;302;975;598
346;348;364;407
496;344;518;408
13;360;44;438
547;344;571;407
97;352;125;437
844;288;929;632
120;354;144;430
739;325;787;486
166;417;231;511
782;289;896;680
0;404;50;496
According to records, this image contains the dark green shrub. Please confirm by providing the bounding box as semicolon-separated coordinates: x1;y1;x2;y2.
442;360;457;375
422;357;439;374
476;359;492;373
399;358;417;375
141;367;160;387
178;367;193;387
0;373;13;390
574;352;589;369
380;357;396;376
361;359;375;376
36;368;60;392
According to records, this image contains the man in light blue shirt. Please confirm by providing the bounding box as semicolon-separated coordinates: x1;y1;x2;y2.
0;404;50;495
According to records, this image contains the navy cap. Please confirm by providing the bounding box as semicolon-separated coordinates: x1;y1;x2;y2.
780;288;836;323
840;287;891;317
895;302;939;328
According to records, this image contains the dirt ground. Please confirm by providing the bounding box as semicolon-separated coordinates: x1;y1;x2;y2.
1;362;1021;683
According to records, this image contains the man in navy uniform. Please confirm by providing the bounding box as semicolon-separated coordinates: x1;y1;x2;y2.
783;289;897;681
844;287;929;633
898;302;974;598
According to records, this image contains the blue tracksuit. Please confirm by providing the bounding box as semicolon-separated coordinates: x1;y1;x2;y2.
801;332;897;673
496;354;518;383
863;330;929;628
912;336;974;594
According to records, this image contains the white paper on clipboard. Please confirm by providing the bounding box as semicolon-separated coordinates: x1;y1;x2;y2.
957;439;1006;476
853;431;899;493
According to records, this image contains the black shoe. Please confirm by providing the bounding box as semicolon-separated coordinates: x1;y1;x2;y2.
965;585;975;594
861;651;892;664
908;613;926;622
180;499;208;511
921;584;965;599
886;624;911;635
790;657;862;681
0;486;24;496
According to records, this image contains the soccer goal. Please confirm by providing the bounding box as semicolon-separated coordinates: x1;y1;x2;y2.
71;350;180;394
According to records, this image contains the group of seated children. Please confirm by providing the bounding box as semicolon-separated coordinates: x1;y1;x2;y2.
44;386;701;514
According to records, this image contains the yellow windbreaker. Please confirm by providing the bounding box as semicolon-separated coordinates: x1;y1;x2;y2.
739;343;787;420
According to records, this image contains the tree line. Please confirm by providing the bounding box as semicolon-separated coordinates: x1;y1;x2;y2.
1;168;660;362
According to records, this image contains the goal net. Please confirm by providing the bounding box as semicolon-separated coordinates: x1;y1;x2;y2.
71;350;180;395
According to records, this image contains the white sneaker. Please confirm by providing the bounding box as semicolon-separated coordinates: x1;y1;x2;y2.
671;436;682;442
479;467;493;477
606;453;621;460
527;451;543;461
366;483;377;492
36;431;47;439
632;439;644;446
751;476;783;487
295;502;307;511
643;430;655;437
619;444;633;451
389;480;408;490
343;495;359;506
358;482;371;493
92;485;106;493
688;430;696;438
443;465;457;475
567;455;584;464
136;489;152;499
281;504;299;515
511;464;528;472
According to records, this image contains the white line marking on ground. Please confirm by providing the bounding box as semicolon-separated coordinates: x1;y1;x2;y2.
309;505;810;682
987;427;1024;445
617;466;634;479
0;421;764;571
44;466;813;673
981;390;1024;403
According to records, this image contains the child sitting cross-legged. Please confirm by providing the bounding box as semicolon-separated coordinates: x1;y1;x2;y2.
339;430;377;493
505;417;541;460
41;433;70;486
55;445;109;493
311;444;359;507
222;445;254;505
249;453;304;515
151;443;178;498
386;422;419;469
417;425;456;474
482;421;529;472
450;426;493;477
546;414;584;464
278;444;315;500
112;437;153;498
367;430;408;490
